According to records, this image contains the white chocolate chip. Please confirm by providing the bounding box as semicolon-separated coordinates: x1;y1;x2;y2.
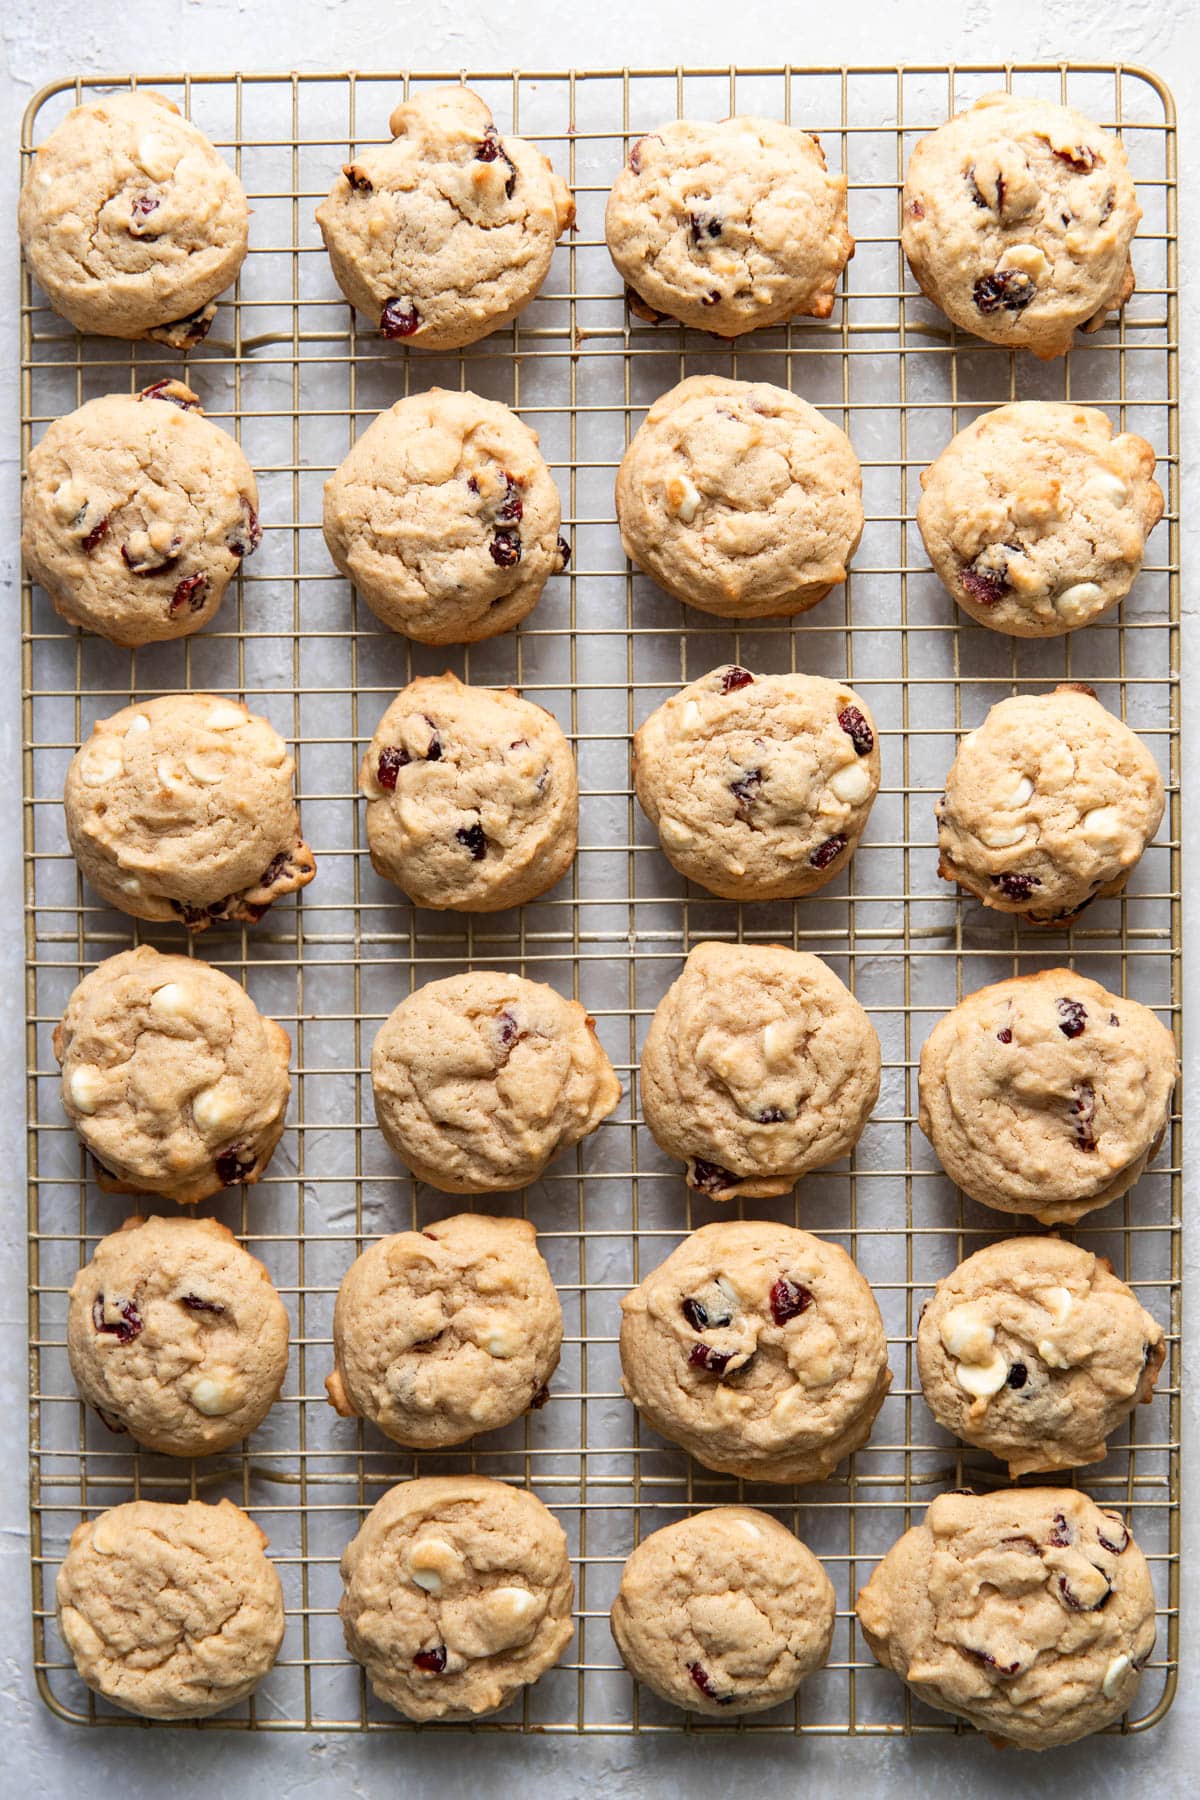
977;821;1028;849
734;1518;763;1540
1102;1653;1133;1699
660;816;695;848
192;1084;241;1134
762;1021;794;1069
127;713;151;733
487;1332;517;1359
490;1586;538;1627
998;242;1050;282
939;1302;996;1365
52;479;89;524
149;981;194;1021
1037;1337;1071;1370
715;1276;741;1312
682;701;703;732
189;1377;236;1417
136;132;180;182
90;1515;122;1556
955;1348;1009;1398
666;472;702;522
78;745;123;788
828;762;872;806
1000;775;1035;810
184;750;227;786
1054;581;1105;621
1081;805;1124;847
1041;743;1077;785
66;1064;105;1115
409;1537;464;1589
1041;1286;1074;1327
411;1567;442;1595
204;702;247;731
1085;470;1129;508
156;756;190;795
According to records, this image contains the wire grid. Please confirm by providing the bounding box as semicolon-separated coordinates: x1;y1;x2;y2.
19;62;1181;1738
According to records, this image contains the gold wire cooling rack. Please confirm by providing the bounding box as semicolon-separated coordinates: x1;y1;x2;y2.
19;63;1181;1737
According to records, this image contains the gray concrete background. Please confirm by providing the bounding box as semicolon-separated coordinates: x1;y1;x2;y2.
1;2;1194;1794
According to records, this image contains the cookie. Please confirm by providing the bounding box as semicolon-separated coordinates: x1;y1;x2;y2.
620;1220;891;1484
856;1488;1156;1748
360;673;577;910
634;664;879;899
19;91;248;348
918;403;1162;635
606;116;852;335
611;1506;835;1714
917;1237;1165;1478
616;377;863;618
57;1498;284;1720
640;942;880;1201
64;692;315;930
22;381;260;647
324;389;567;644
339;1475;574;1720
326;1213;562;1447
316;86;573;349
918;969;1177;1226
371;971;620;1193
901;92;1141;360
936;684;1164;923
68;1214;290;1456
54;945;291;1206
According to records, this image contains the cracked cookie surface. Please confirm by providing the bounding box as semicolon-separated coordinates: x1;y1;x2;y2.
68;1213;290;1456
918;403;1162;636
326;1213;562;1447
19;90;248;346
606;115;852;335
64;692;315;929
856;1488;1156;1748
324;389;565;643
917;1237;1164;1478
360;673;577;909
340;1475;574;1720
611;1506;835;1714
316;86;573;349
22;382;260;647
620;1220;890;1484
371;971;620;1193
616;377;862;619
902;92;1140;359
54;944;292;1206
918;968;1177;1226
936;684;1164;923
57;1497;284;1719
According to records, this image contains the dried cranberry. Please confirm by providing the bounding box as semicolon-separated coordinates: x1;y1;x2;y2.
155;305;215;349
1098;1515;1130;1555
380;298;421;338
810;834;846;870
687;1662;734;1705
496;1009;523;1051
701;289;721;306
681;1297;708;1330
720;666;754;693
730;768;762;814
973;269;1036;314
997;1027;1014;1044
215;1144;256;1187
91;1294;143;1345
755;1107;786;1124
689;1157;737;1196
490;528;522;567
963;1646;1022;1677
908;198;925;219
529;1383;550;1409
456;822;487;861
124;537;182;577
996;872;1040;901
476;126;517;198
967;168;988;208
961;563;1010;607
497;477;524;523
627;133;662;174
556;535;571;569
769;1277;813;1326
1071;1080;1097;1152
260;850;292;889
688;210;722;244
1056;998;1087;1039
1047;1512;1074;1547
689;1342;732;1376
227;502;261;558
377;746;411;789
1054;144;1098;172
343;162;373;192
1100;188;1116;222
82;516;109;554
1000;1535;1040;1555
423;720;442;761
180;1294;225;1316
413;1646;447;1674
837;706;874;756
138;379;200;410
1058;1571;1113;1613
130;192;160;223
1109;1013;1120;1028
1006;1362;1028;1389
168;572;210;616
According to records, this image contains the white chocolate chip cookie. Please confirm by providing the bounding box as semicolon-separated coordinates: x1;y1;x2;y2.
606;116;852;335
316;86;573;349
620;1220;891;1485
918;969;1177;1226
616;377;863;618
917;1237;1164;1477
371;971;620;1193
339;1475;574;1720
902;92;1140;360
19;91;248;347
54;945;292;1206
326;1213;562;1447
22;382;260;647
936;684;1164;922
857;1488;1156;1748
360;673;577;910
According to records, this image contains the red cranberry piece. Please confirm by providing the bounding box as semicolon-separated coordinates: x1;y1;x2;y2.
755;1107;786;1124
82;516;110;554
973;269;1036;315
997;1026;1014;1044
260;850;293;890
689;1157;737;1196
343;162;373;192
215;1144;256;1187
996;871;1040;900
138;379;201;411
627;133;662;174
961;563;1011;607
529;1383;550;1409
687;1662;734;1705
496;1009;523;1051
91;1294;143;1345
720;666;754;693
380;298;421;338
1054;144;1098;172
1000;1534;1040;1554
377;746;411;790
476;126;517;198
1058;1571;1113;1613
130;192;160;226
701;289;722;306
490;528;522;568
1100;188;1116;221
689;1342;732;1376
837;706;874;756
1047;1511;1074;1548
1056;998;1088;1039
680;1297;708;1330
1098;1514;1130;1555
423;719;442;761
810;834;847;870
1071;1080;1096;1152
1006;1361;1028;1389
227;502;261;559
180;1293;225;1316
456;822;487;861
688;210;723;244
124;536;182;577
963;1646;1022;1677
730;767;762;814
413;1646;448;1674
770;1277;813;1326
159;305;215;348
168;572;210;616
908;198;925;219
1109;1012;1120;1028
556;536;571;569
497;477;524;523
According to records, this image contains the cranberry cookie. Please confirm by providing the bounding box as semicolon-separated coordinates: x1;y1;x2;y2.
340;1476;574;1720
918;969;1177;1226
918;403;1162;635
611;1507;835;1714
68;1214;290;1456
616;377;862;618
64;693;315;930
936;685;1164;923
316;86;573;349
360;674;577;910
57;1498;284;1720
22;381;260;647
606;116;852;334
902;92;1140;359
19;91;248;348
634;665;879;900
55;945;291;1205
620;1220;891;1484
324;389;567;644
371;971;620;1192
856;1488;1156;1748
326;1214;562;1448
917;1237;1164;1477
640;942;880;1202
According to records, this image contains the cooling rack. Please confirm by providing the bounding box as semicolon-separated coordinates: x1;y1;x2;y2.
19;62;1180;1737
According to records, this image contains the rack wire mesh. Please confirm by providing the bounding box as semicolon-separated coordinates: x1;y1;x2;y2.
19;62;1180;1736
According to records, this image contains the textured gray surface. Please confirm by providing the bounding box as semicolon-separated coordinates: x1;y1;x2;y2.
1;2;1195;1795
